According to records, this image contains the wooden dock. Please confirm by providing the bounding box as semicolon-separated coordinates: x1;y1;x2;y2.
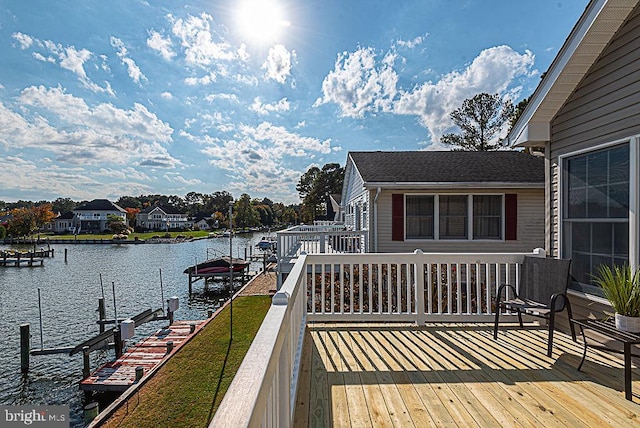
0;257;44;267
80;320;206;392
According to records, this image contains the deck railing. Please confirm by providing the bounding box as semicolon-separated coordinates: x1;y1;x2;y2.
211;249;543;427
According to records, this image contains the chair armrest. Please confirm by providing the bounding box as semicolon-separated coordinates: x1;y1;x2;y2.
549;292;569;312
496;283;518;303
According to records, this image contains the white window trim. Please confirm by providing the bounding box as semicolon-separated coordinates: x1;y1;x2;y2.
558;136;639;276
404;193;505;242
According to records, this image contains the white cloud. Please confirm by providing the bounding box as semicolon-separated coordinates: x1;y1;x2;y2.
249;97;290;115
315;47;398;117
110;37;147;84
12;32;33;49
317;44;534;144
190;121;339;203
262;44;293;84
205;93;239;103
171;13;238;65
163;172;203;186
184;72;217;86
97;167;151;181
161;91;173;100
394;45;535;142
0;86;178;167
147;30;176;60
397;33;428;49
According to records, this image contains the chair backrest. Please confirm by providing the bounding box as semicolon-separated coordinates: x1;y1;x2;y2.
518;256;571;308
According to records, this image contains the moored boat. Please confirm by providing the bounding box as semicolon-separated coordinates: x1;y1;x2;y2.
183;256;249;275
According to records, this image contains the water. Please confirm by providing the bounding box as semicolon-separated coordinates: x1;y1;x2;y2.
0;234;267;427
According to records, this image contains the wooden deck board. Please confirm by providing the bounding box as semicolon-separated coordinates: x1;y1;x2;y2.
294;323;640;427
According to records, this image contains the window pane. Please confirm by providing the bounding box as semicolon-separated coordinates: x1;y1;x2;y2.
440;196;467;239
562;143;629;295
473;195;501;239
406;195;434;239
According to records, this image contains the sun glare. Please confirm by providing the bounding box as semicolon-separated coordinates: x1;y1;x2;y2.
236;0;289;43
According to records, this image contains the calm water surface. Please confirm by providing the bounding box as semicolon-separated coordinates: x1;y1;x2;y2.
0;234;266;426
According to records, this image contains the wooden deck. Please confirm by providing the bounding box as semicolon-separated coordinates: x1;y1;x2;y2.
294;323;640;427
80;320;206;392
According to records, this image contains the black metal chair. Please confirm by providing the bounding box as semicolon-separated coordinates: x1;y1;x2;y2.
493;256;576;357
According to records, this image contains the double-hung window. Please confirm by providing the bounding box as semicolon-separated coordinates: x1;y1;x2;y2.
473;195;502;239
406;195;434;239
439;195;468;239
562;143;629;294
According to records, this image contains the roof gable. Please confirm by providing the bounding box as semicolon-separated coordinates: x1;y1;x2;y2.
509;0;638;147
348;151;544;185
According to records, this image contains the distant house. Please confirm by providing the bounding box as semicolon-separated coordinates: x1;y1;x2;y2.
341;151;545;253
52;211;75;234
136;205;190;231
328;194;342;222
192;212;214;230
73;199;127;233
507;0;640;319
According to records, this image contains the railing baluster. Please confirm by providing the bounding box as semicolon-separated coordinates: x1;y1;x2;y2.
377;262;382;315
368;263;373;314
349;263;354;314
321;263;326;314
340;261;344;314
437;263;442;314
330;263;335;313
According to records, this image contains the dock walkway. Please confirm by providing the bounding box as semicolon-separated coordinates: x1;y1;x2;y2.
80;319;206;392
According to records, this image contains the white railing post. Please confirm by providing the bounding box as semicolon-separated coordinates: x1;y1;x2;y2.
273;291;291;428
414;250;426;325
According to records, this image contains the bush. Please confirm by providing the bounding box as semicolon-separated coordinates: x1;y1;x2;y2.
0;225;6;240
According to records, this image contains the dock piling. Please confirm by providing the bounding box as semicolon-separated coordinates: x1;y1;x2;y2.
135;366;144;382
166;341;174;354
114;329;123;358
84;402;99;425
98;298;106;333
20;324;30;374
64;248;67;262
82;347;90;379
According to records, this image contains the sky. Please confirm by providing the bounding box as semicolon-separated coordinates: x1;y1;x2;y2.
0;0;589;204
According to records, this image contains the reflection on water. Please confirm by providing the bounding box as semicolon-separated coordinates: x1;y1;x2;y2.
0;235;265;427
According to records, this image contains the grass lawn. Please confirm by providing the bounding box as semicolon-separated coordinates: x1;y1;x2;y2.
101;295;272;428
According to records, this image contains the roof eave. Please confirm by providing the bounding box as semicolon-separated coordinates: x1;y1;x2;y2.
508;0;636;148
363;182;545;190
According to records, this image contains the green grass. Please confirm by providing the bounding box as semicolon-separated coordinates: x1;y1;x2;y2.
38;230;211;240
102;295;272;428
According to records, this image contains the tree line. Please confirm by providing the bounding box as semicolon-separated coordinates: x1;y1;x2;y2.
0;163;347;238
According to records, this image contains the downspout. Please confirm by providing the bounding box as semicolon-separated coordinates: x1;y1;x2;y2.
373;187;381;252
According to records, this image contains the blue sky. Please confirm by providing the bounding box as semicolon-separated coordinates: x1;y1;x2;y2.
0;0;588;204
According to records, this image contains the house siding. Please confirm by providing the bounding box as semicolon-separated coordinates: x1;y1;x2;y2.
343;160;367;231
548;4;640;326
375;188;544;253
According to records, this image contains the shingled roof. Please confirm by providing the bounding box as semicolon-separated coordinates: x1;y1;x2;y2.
349;151;544;184
74;199;126;212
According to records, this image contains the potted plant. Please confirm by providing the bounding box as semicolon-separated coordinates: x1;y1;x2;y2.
593;264;640;333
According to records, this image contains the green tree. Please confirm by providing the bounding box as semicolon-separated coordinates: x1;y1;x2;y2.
107;214;129;234
0;225;6;239
233;194;259;228
51;197;76;214
440;93;514;151
296;163;344;222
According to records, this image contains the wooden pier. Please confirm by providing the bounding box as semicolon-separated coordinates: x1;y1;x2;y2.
0;256;44;267
80;319;206;392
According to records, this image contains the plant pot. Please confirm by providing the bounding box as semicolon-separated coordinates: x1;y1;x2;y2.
614;313;640;333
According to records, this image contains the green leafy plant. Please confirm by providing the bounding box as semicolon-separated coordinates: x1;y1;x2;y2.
592;264;640;317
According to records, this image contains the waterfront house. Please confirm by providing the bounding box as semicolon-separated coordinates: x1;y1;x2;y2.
72;199;126;233
192;212;215;230
135;204;190;231
212;1;640;426
52;211;75;234
508;0;640;325
341;151;545;253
